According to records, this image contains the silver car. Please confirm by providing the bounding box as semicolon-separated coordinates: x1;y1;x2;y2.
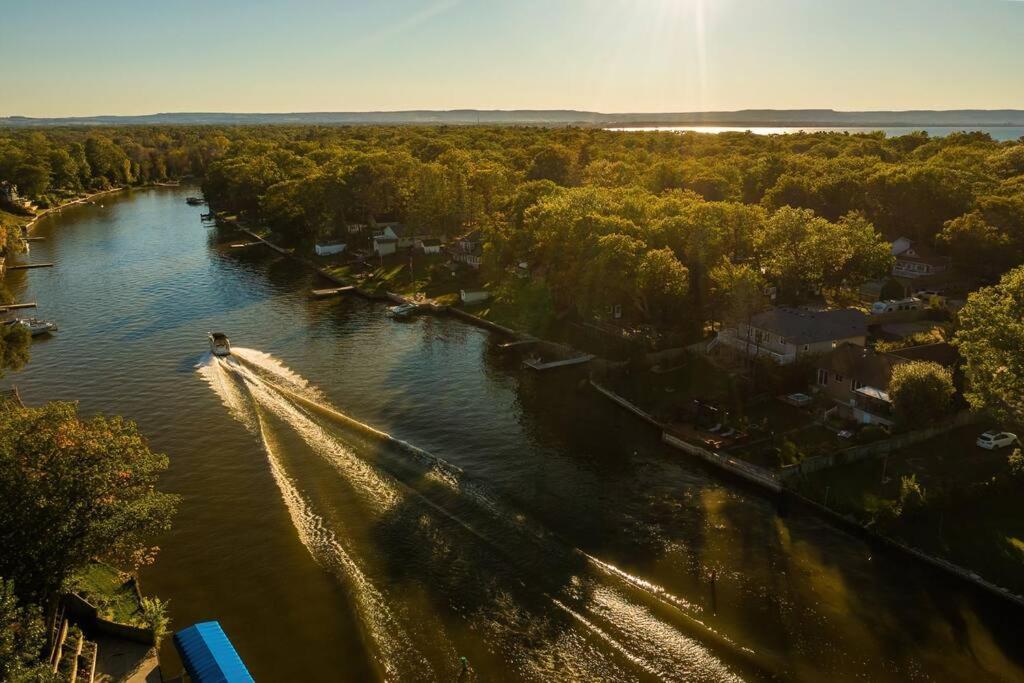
976;431;1019;450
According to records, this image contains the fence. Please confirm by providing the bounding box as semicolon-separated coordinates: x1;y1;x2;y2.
779;410;978;480
663;432;782;493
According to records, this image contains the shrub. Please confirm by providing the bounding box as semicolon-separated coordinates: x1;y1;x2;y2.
140;597;170;645
898;474;927;515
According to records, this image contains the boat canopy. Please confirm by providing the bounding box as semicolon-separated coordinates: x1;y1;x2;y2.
173;621;254;683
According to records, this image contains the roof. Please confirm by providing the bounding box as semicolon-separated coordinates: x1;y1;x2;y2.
750;307;867;344
893;239;951;267
821;344;898;389
373;236;398;243
820;342;959;392
173;621;254;683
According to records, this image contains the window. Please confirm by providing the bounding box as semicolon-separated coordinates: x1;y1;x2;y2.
803;344;810;352
817;369;829;385
834;373;844;383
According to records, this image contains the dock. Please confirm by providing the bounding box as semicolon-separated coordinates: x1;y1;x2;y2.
523;354;595;371
23;237;45;242
240;229;294;256
8;263;54;270
0;303;37;311
312;286;355;298
229;242;263;249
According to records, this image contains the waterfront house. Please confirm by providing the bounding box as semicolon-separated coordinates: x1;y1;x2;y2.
714;306;867;364
891;237;951;279
451;229;484;269
814;342;959;426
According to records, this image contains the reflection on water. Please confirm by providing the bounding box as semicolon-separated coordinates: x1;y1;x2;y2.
3;186;1024;682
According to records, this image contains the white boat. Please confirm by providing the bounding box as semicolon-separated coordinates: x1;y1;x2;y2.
4;318;57;336
386;304;418;319
209;332;231;356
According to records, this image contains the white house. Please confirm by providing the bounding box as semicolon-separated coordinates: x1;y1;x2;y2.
314;241;347;257
714;307;868;364
891;237;951;279
451;229;484;269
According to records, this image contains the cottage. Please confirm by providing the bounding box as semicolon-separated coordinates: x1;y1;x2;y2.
891;237;951;279
451;229;484;269
815;342;959;426
714;307;867;364
314;240;347;257
416;238;442;255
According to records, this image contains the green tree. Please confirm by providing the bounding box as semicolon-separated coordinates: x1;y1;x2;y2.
635;248;689;321
526;145;575;186
937;211;1013;275
0;578;55;682
954;266;1024;423
0;402;179;601
888;361;955;428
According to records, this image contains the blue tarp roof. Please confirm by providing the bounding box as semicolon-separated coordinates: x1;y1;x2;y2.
173;621;254;683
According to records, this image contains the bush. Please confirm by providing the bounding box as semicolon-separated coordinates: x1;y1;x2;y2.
779;439;802;466
855;424;888;444
1008;448;1024;481
140;597;170;644
898;474;927;515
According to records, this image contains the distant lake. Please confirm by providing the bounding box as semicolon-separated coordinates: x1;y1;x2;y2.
609;125;1024;141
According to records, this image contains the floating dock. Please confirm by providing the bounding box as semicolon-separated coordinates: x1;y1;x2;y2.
0;303;37;311
523;354;595;371
312;286;355;298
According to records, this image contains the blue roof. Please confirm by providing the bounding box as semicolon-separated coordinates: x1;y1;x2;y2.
173;621;254;683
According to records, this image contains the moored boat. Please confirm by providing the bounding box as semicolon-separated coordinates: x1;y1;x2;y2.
386;303;418;320
4;318;58;336
209;331;231;356
186;196;204;206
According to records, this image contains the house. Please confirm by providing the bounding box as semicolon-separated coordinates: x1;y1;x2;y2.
815;342;959;426
314;241;347;257
416;238;442;255
451;229;484;269
891;237;951;279
714;307;867;364
0;182;32;212
371;223;422;250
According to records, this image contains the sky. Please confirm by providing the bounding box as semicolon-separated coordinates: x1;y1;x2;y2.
1;0;1023;117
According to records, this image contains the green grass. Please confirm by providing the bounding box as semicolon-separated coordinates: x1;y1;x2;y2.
796;425;1024;592
68;562;144;626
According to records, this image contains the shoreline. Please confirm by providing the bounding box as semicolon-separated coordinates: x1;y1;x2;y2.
23;181;183;234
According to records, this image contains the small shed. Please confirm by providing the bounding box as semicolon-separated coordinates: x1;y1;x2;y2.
460;289;490;304
173;621;254;683
314;241;347;257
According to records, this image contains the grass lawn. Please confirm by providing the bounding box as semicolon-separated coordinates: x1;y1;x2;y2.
796;424;1024;593
68;562;144;626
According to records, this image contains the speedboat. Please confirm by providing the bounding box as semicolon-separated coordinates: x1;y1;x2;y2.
4;318;57;336
386;303;418;320
209;332;231;356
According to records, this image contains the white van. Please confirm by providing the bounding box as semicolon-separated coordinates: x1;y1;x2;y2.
870;297;923;315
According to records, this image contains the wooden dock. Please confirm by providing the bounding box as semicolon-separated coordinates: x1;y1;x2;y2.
0;303;37;311
229;242;263;248
312;286;355;298
8;263;53;270
23;237;45;242
240;229;294;256
523;354;595;371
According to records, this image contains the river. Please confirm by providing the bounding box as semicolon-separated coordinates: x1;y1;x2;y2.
4;185;1023;682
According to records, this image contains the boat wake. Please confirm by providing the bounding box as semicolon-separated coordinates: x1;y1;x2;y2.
197;348;761;681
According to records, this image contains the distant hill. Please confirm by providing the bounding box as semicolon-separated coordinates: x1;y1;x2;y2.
4;109;1024;128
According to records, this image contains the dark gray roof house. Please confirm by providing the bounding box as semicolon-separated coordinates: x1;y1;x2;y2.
749;307;868;344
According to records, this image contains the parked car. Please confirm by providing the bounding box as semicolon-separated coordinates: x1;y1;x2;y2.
976;431;1019;450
